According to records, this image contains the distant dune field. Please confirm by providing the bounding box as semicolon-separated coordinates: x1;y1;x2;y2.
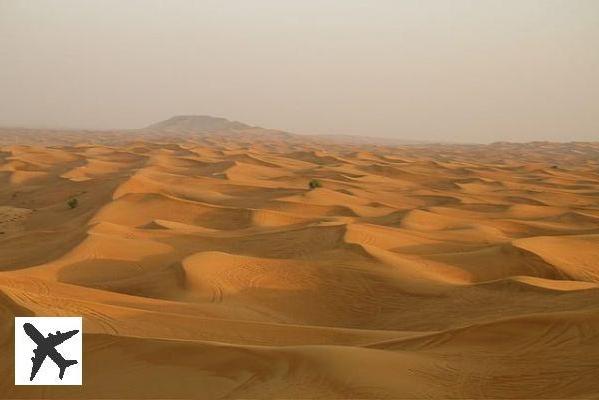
1;117;598;398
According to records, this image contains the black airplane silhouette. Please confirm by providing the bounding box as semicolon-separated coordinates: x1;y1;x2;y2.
23;322;79;381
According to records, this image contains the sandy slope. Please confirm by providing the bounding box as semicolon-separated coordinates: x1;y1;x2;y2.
1;125;598;398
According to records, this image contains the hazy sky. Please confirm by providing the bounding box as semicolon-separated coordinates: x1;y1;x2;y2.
1;0;597;142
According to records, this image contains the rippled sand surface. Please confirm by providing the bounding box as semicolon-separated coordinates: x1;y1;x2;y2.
1;123;598;398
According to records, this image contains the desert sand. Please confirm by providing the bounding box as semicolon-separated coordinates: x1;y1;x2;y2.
1;116;598;398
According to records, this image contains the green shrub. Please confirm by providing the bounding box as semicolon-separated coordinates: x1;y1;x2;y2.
67;198;78;209
308;179;322;189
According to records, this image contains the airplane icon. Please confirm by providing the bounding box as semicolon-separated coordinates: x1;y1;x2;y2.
23;322;79;381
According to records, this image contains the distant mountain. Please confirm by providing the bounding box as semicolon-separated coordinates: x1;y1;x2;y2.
0;115;295;146
0;115;473;146
145;115;252;133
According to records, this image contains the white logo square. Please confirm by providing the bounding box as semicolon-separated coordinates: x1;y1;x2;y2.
14;317;83;386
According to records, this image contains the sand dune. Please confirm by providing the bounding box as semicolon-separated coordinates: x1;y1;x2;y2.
1;120;598;398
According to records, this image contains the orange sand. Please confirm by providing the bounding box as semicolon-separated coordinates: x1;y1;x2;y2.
1;118;598;398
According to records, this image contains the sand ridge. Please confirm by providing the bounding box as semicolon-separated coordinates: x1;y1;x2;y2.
1;124;598;398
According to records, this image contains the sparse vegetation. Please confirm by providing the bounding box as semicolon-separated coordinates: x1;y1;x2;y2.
67;198;78;209
309;179;322;189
